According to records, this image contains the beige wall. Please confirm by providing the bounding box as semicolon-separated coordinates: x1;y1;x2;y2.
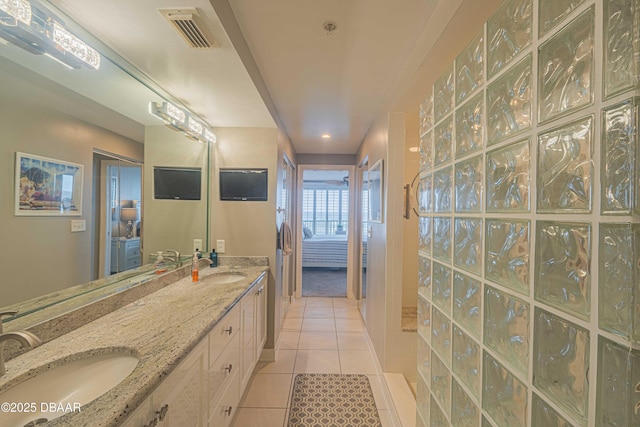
142;126;209;259
210;127;287;351
1;91;142;307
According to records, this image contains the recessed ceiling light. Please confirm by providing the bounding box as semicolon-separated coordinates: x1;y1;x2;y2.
321;134;331;140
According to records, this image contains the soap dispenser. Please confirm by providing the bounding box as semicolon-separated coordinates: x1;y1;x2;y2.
191;252;199;282
209;249;218;268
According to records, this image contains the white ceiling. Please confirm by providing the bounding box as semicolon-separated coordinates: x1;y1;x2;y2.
24;0;500;154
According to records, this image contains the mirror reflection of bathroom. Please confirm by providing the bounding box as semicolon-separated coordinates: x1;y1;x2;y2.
93;152;142;277
301;168;351;297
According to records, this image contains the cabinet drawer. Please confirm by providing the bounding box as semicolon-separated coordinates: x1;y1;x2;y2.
209;332;240;405
208;369;240;427
210;305;240;363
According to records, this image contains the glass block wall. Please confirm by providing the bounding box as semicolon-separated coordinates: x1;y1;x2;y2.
416;0;640;426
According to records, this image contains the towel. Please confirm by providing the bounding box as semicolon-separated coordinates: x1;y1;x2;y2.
279;221;293;256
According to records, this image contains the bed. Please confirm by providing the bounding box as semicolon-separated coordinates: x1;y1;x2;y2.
302;234;367;268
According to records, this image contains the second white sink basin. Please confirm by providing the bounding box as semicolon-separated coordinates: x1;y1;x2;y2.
203;272;247;284
0;352;139;427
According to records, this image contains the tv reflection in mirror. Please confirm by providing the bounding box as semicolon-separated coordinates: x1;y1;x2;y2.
153;167;202;200
220;168;268;201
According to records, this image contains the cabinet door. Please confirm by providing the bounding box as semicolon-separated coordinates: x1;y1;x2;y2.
153;339;207;427
120;397;152;427
208;369;240;427
255;277;267;361
240;287;256;391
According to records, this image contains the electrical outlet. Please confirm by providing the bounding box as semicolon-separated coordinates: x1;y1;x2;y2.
71;220;86;232
193;239;203;253
216;240;226;253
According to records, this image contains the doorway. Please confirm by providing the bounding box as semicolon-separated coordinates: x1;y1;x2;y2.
357;159;369;318
93;151;142;279
296;165;355;299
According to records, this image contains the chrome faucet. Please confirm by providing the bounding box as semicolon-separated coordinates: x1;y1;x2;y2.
162;249;182;266
0;311;42;377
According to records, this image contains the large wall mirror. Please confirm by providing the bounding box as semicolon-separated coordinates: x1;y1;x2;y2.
0;0;210;326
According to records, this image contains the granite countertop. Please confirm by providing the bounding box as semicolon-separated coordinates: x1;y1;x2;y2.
0;262;268;427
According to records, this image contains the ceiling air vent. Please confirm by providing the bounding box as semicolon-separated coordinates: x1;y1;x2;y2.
159;8;217;49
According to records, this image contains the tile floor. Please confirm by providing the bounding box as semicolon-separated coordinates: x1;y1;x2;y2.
232;297;395;427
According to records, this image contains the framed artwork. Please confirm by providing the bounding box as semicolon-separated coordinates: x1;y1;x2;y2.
15;152;83;216
368;159;383;223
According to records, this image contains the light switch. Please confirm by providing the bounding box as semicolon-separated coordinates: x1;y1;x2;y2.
216;240;226;253
71;220;86;232
193;239;203;253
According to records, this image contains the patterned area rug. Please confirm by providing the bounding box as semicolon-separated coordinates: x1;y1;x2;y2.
287;374;382;427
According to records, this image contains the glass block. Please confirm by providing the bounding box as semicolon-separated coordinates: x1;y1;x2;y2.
537;116;593;213
418;294;431;342
420;94;434;135
482;351;528;427
418;174;433;214
420;132;434;173
419;217;432;256
602;99;639;215
418;256;432;300
486;139;531;211
538;7;594;123
456;30;484;105
432;261;452;315
434;116;453;166
453;218;483;275
431;394;449;427
535;221;591;320
431;350;451;417
484;285;530;375
417;336;432;381
533;308;590;423
539;0;587;37
416;375;430;425
432;307;451;365
434;65;454;123
453;325;481;398
485;219;530;295
599;224;640;341
433;217;452;262
604;0;640;99
596;336;640;427
453;271;482;339
455;155;483;213
434;167;452;213
487;0;533;78
531;393;574;427
487;55;532;145
452;379;480;427
456;92;484;158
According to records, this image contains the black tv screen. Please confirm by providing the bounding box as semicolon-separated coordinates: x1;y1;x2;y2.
219;168;268;201
153;167;202;200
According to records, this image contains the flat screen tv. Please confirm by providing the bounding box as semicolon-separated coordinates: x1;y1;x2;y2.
219;168;268;201
153;166;202;200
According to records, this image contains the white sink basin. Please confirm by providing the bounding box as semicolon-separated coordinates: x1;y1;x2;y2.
203;272;247;285
0;352;138;427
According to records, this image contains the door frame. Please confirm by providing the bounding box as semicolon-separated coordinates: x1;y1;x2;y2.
295;164;356;300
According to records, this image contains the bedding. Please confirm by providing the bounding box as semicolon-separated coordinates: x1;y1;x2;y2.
302;235;367;268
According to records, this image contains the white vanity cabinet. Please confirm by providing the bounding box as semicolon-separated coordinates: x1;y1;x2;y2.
120;272;267;427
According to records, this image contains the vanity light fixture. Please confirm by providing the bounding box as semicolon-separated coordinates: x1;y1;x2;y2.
0;0;32;25
0;0;101;69
321;134;331;140
149;101;216;144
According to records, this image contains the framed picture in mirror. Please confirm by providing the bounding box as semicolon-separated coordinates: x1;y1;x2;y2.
15;152;83;216
369;159;383;223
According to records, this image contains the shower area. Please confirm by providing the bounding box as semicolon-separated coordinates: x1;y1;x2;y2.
416;1;640;426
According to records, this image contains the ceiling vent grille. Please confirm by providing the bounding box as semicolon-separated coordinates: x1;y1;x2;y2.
159;8;217;49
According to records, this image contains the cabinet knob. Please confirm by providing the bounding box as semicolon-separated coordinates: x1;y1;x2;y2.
224;326;233;335
157;403;169;421
224;406;233;416
224;364;233;373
